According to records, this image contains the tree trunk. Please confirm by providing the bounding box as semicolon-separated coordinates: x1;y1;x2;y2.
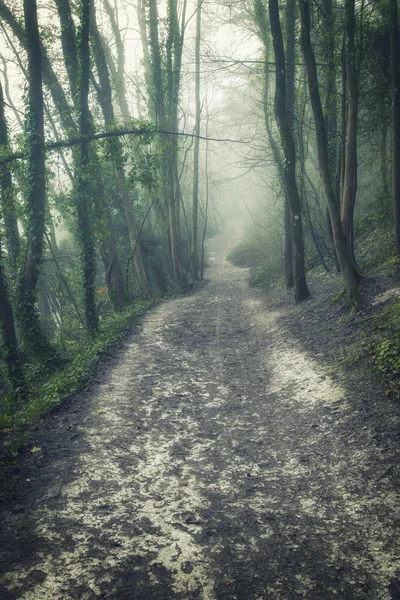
341;0;358;249
285;0;296;289
191;0;202;281
254;0;294;288
389;0;400;251
148;0;188;287
323;0;340;271
55;0;128;310
0;251;26;399
299;0;361;308
268;0;309;303
90;6;151;297
17;0;60;363
78;0;98;333
0;81;20;275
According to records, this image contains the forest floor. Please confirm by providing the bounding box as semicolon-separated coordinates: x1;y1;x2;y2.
1;223;400;600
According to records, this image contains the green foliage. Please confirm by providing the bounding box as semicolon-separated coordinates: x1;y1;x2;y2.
0;300;155;465
375;334;400;399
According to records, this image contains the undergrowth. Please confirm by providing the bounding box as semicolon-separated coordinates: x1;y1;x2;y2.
371;297;400;399
227;238;283;290
0;300;157;468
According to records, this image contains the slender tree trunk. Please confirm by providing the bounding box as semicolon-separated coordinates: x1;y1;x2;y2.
254;0;294;288
0;249;26;399
17;0;60;363
101;0;130;119
78;0;98;333
148;0;187;287
389;0;400;250
323;0;340;271
0;82;20;275
341;0;358;249
191;0;202;281
55;0;128;310
285;0;296;288
269;0;309;303
299;0;361;308
90;7;151;297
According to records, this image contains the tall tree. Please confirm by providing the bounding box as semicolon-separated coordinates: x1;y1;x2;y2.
0;243;26;399
147;0;189;287
268;0;310;302
55;0;128;310
253;0;294;288
0;81;20;275
17;0;60;363
77;0;98;333
299;0;361;307
341;0;359;252
90;4;151;297
191;0;202;281
389;0;400;251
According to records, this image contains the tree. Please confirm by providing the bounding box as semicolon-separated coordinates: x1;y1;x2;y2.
16;0;60;363
191;0;202;281
389;0;400;251
341;0;359;254
90;3;151;297
76;0;98;333
0;81;20;276
299;0;361;308
55;0;128;312
268;0;310;303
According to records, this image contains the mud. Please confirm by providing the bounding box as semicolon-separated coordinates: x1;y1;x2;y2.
1;223;400;599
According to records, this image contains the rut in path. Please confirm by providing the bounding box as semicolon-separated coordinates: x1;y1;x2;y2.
1;224;400;600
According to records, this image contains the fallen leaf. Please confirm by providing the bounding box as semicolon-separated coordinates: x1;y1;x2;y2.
30;446;42;453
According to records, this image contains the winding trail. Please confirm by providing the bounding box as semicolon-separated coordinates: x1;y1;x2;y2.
1;224;400;599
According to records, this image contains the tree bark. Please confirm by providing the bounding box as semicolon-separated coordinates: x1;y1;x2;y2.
78;0;98;333
299;0;361;308
90;5;151;297
55;0;128;310
16;0;60;363
341;0;358;249
268;0;309;303
191;0;202;281
0;81;20;275
0;250;26;399
389;0;400;251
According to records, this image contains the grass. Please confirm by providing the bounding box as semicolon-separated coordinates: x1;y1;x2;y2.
227;239;283;290
0;300;157;464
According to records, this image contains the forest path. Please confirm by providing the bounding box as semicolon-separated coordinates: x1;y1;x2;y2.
1;223;400;600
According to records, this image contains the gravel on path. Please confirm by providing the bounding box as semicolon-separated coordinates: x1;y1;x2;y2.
1;223;400;600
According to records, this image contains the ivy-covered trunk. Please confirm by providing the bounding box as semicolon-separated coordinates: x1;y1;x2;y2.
148;0;188;288
90;7;151;298
0;82;20;276
77;0;98;333
55;0;128;311
0;246;26;399
17;0;60;365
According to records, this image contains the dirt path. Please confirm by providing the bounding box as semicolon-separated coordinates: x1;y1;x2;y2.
1;224;400;600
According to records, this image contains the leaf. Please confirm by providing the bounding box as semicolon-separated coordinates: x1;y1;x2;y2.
30;446;42;453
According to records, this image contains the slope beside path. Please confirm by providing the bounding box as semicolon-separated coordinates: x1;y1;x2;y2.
1;224;400;600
